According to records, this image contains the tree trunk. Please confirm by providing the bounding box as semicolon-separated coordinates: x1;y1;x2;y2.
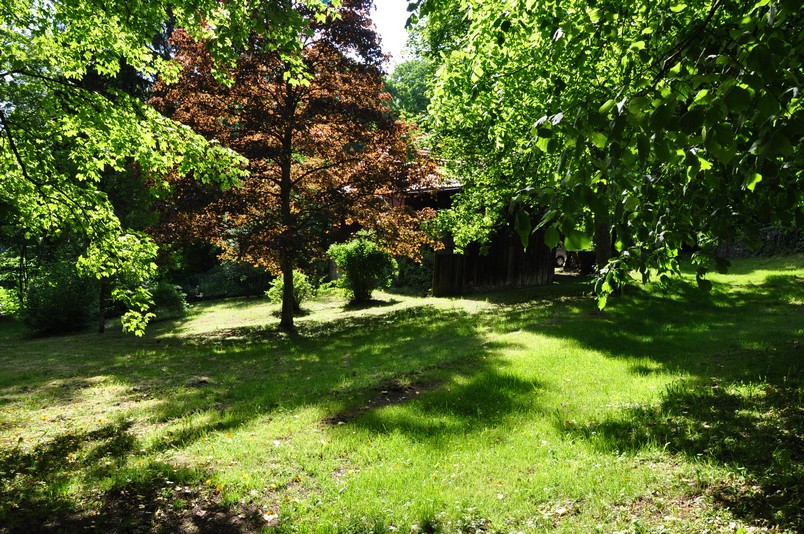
279;261;295;330
98;278;110;334
593;180;613;272
16;243;27;306
278;108;296;331
594;214;612;271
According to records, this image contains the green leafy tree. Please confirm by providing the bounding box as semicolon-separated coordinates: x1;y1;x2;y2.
0;0;338;333
386;58;436;121
406;0;471;60
416;0;803;305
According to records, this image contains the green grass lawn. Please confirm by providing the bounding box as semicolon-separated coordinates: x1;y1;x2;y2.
0;255;801;533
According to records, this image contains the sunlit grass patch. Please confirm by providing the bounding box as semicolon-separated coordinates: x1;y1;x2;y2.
0;254;801;532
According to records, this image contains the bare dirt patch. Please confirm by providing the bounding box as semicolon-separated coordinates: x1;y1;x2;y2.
323;377;444;425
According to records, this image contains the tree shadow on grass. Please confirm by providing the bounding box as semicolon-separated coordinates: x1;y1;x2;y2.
504;274;802;380
323;332;544;438
715;253;804;276
515;273;804;531
453;273;590;306
0;305;510;530
215;309;523;440
166;300;412;345
0;421;268;533
348;367;546;440
0;421;260;533
342;297;400;311
2;269;800;530
0;406;293;533
566;381;803;530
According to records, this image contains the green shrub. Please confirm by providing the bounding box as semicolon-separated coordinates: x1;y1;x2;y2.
757;226;804;256
150;281;188;320
393;250;434;295
265;270;315;312
719;226;804;258
191;261;271;299
0;287;20;317
22;262;99;335
328;237;398;303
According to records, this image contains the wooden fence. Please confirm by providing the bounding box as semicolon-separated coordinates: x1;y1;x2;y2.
433;228;555;297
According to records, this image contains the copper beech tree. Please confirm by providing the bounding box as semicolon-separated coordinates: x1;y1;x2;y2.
150;1;435;329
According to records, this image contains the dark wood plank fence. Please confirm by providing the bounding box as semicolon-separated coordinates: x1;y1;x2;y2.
433;228;555;297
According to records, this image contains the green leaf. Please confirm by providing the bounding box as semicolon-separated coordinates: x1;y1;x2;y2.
679;108;704;134
670;4;688;12
557;151;568;174
747;45;772;75
629;41;646;51
655;139;673;163
628;97;651;115
515;211;532;249
637;135;650;162
768;132;793;157
743;172;762;192
757;92;781;121
564;229;593;251
599;99;616;115
692;89;710;104
724;86;751;113
590;132;607;149
705;124;737;164
544;226;560;249
651;103;673;131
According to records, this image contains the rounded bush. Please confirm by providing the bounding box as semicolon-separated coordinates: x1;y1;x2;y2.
328;237;398;303
265;270;315;312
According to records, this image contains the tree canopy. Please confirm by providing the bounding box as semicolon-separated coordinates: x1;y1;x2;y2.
414;0;802;303
150;0;435;329
386;58;436;121
0;0;339;332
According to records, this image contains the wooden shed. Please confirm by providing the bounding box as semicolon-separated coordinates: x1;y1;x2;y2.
400;183;555;297
432;227;555;297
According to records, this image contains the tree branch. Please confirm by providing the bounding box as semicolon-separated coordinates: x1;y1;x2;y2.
649;0;726;88
0;109;38;186
291;156;363;185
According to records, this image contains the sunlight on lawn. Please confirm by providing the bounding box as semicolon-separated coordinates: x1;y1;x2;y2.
0;255;801;532
162;289;497;341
